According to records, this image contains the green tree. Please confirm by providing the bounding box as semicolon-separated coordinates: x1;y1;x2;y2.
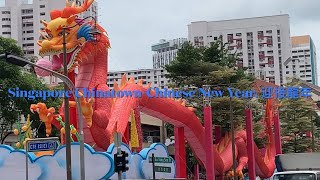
279;91;319;153
164;40;267;174
165;40;264;136
0;37;62;140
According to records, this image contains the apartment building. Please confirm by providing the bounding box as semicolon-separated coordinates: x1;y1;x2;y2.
0;0;98;84
107;69;170;89
188;14;292;85
285;35;317;85
152;38;187;69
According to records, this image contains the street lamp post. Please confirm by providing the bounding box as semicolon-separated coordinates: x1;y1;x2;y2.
0;54;85;180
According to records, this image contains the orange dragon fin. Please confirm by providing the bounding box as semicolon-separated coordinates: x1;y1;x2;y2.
62;0;95;18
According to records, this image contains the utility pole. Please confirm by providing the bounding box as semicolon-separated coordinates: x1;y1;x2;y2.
311;111;315;152
230;97;237;180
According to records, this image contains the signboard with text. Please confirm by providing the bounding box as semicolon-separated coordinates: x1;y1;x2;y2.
27;138;59;152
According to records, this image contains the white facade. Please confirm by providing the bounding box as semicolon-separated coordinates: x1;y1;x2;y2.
107;69;170;89
285;35;317;85
188;14;292;85
152;38;187;69
0;0;98;84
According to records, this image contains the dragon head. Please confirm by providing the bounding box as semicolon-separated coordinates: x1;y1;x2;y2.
36;0;109;75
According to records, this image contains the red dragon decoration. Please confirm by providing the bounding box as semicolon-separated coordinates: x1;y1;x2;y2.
30;0;277;178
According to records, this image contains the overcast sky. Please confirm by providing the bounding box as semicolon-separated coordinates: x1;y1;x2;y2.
95;0;320;74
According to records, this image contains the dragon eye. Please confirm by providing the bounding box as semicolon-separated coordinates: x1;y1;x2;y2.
58;31;69;36
47;33;53;40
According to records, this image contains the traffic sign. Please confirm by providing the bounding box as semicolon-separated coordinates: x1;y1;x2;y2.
154;166;171;173
28;141;58;152
26;137;59;152
148;157;173;163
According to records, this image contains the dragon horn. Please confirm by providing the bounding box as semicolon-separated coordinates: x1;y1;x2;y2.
40;20;48;27
62;0;95;18
37;40;43;47
66;0;71;7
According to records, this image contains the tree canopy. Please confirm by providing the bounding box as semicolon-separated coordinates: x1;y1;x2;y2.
164;40;268;174
279;81;320;153
0;37;62;140
165;40;261;131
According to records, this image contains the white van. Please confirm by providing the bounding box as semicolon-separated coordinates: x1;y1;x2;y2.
271;171;320;180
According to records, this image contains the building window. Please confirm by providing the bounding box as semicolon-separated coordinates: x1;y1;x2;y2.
26;30;34;33
23;23;33;27
40;12;45;16
2;32;11;35
22;16;33;19
26;37;34;40
277;30;280;35
23;43;34;47
266;30;272;33
2;18;10;21
2;25;10;28
277;37;281;42
227;34;233;43
236;33;242;36
2;11;10;14
22;9;33;14
214;37;217;40
25;50;34;54
40;5;45;8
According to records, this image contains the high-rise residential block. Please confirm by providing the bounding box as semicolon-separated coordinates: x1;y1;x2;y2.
188;14;292;85
152;38;187;69
107;69;170;89
285;35;317;85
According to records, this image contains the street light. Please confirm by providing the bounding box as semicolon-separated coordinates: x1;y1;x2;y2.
0;54;85;180
62;15;101;180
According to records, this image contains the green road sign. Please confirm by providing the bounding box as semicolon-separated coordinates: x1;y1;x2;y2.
149;156;173;163
154;166;171;173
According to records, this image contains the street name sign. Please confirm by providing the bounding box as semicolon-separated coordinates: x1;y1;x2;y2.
148;157;173;163
27;137;59;152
